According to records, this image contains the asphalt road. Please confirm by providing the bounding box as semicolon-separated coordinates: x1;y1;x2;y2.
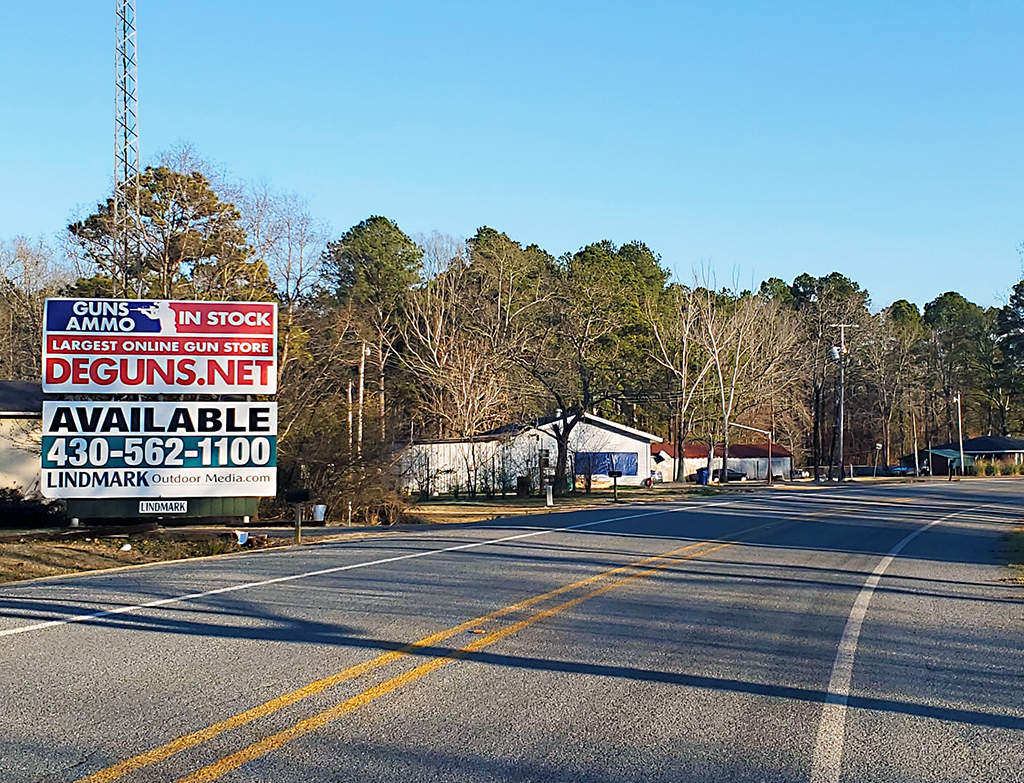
0;481;1022;783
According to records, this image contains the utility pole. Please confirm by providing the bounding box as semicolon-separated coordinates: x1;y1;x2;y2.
912;405;920;477
954;393;966;477
114;0;141;296
839;348;845;481
925;390;933;476
829;324;854;481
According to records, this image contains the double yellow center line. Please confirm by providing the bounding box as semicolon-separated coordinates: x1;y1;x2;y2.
78;527;761;783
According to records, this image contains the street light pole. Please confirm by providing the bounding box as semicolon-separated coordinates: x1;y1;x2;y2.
830;324;853;481
839;340;845;481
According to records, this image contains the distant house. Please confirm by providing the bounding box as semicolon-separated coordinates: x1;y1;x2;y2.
0;380;44;495
400;412;662;496
900;435;1024;475
675;442;794;481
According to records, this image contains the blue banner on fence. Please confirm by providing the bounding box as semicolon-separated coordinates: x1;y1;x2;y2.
573;452;638;476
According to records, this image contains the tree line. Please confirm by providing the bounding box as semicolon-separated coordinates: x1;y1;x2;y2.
3;151;1023;517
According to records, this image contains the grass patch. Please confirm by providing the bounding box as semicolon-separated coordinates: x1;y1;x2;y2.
0;535;268;584
1007;526;1024;574
687;487;718;497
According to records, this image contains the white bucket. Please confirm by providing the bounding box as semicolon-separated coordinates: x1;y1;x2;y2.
312;504;327;522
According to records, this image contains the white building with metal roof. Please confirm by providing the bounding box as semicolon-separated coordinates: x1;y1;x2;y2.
0;381;44;495
400;412;663;497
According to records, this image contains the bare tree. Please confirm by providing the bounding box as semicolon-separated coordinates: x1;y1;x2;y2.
0;237;74;379
787;274;871;478
157;143;242;205
743;298;805;461
694;286;798;481
241;185;328;371
398;242;512;490
861;305;924;463
697;287;751;480
642;283;715;479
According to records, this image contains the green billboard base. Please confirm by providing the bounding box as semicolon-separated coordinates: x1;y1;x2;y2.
66;496;259;523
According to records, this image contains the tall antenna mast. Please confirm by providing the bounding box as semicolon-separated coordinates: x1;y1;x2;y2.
114;0;140;295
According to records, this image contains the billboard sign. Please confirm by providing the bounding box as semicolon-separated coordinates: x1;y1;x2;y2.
43;299;277;395
40;402;277;499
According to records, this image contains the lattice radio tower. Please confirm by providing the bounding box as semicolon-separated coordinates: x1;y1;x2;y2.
114;0;140;295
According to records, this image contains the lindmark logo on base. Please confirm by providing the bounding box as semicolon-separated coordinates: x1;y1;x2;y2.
139;500;187;514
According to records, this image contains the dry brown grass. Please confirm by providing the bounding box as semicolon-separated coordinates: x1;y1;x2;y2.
0;537;276;584
1007;526;1024;582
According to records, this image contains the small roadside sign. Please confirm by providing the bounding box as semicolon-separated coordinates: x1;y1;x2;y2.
139;500;187;514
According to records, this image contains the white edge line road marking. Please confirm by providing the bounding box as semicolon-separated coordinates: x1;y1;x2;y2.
809;504;993;783
0;501;737;639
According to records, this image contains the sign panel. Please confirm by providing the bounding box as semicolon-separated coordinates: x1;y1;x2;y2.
41;402;277;499
43;299;277;395
140;500;188;514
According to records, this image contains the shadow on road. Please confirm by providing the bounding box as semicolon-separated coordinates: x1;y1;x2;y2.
1;584;1019;734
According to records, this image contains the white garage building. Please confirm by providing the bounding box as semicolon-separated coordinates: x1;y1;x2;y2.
0;381;43;496
676;442;794;481
400;412;662;497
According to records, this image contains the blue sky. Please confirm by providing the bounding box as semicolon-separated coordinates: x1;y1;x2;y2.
1;1;1021;310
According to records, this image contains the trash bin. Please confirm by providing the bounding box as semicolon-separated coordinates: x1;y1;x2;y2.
312;504;327;524
696;467;709;485
516;476;531;497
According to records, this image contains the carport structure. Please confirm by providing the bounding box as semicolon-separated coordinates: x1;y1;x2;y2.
901;434;1024;475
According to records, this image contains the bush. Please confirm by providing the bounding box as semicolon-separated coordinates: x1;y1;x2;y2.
194;539;238;557
274;489;406;527
998;460;1015;476
0;488;65;529
269;459;409;527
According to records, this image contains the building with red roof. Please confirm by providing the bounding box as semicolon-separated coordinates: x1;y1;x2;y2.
652;442;794;482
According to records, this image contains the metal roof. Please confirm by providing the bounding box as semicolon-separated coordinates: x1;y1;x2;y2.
672;443;793;459
0;380;43;418
485;412;662;443
928;448;975;466
932;435;1024;454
